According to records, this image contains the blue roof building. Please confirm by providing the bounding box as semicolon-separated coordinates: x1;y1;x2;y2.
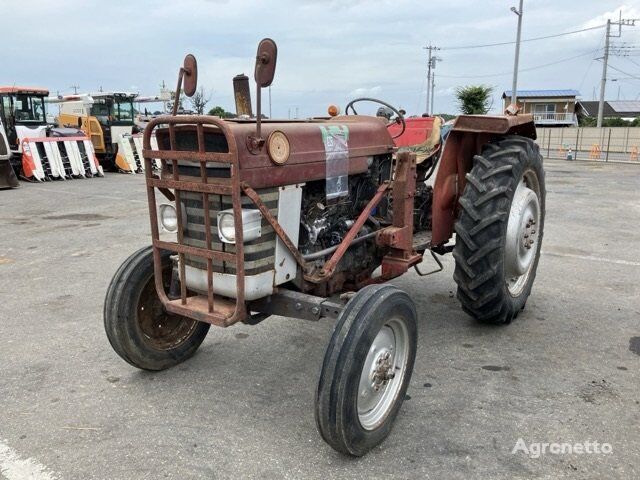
502;89;580;127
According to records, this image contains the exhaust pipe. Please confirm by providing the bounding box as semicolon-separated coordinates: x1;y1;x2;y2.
233;74;253;117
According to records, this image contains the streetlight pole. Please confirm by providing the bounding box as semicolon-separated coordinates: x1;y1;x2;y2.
510;0;524;107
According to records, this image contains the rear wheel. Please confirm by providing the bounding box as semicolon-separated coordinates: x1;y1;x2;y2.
453;136;545;324
315;284;417;456
104;246;210;370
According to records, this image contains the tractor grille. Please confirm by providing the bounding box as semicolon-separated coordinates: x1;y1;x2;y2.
180;188;279;275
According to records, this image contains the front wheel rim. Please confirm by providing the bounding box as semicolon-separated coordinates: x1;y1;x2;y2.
357;317;410;430
137;271;199;351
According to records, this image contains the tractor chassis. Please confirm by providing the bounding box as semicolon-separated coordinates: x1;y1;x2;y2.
143;114;424;328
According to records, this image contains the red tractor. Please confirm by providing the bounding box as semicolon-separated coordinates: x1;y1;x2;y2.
104;39;545;456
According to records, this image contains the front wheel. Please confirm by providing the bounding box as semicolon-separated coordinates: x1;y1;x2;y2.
453;135;545;324
315;284;417;456
104;246;210;370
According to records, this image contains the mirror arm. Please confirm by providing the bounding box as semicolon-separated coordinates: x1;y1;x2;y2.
172;68;185;116
255;83;262;141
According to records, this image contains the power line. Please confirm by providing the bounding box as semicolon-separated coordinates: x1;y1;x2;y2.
606;62;640;80
440;24;606;51
625;57;640;68
438;48;600;79
579;33;605;92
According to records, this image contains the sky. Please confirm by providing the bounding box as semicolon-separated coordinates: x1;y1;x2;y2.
2;0;640;118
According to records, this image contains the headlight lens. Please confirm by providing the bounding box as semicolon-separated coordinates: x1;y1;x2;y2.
217;209;262;244
218;212;236;242
159;203;178;232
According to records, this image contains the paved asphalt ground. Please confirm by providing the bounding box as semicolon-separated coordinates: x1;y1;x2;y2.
1;159;639;480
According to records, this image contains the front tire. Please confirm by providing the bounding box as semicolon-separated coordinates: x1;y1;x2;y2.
453;135;545;325
315;285;417;456
104;246;210;370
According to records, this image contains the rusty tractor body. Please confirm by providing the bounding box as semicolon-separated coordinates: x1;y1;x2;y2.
105;39;546;456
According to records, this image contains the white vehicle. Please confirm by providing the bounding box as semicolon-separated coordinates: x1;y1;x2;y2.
0;116;18;188
53;92;138;170
0;86;101;181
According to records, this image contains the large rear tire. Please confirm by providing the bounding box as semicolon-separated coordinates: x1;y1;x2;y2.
453;136;545;325
315;284;417;456
104;246;210;370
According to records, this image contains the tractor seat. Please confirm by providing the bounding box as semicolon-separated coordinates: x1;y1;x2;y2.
390;116;443;164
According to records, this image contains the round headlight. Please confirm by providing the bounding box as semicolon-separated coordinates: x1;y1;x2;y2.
218;212;236;242
159;203;178;232
267;130;290;165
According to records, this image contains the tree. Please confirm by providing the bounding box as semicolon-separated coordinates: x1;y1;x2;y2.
167;90;185;113
455;85;493;115
189;87;212;115
207;106;236;118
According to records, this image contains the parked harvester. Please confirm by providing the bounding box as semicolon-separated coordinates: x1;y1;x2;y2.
0;115;18;188
0;86;102;183
53;91;138;171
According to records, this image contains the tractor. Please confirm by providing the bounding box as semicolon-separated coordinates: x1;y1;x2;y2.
104;39;545;456
53;92;138;171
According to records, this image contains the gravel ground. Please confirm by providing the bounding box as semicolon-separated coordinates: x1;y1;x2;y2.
0;159;638;480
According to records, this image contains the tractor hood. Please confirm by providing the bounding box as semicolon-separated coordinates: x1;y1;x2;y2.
155;115;396;190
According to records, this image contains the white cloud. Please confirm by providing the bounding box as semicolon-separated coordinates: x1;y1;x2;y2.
1;0;637;115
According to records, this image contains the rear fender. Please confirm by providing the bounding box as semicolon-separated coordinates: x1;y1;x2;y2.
431;114;536;246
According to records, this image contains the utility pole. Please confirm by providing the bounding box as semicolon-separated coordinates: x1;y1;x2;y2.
510;0;524;106
423;44;439;115
431;71;436;115
429;55;441;115
597;19;611;127
597;14;637;127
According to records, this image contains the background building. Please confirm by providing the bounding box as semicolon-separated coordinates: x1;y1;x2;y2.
502;89;580;126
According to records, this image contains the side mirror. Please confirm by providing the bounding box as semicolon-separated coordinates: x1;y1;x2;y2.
182;54;198;97
250;38;278;152
172;54;198;115
254;38;277;88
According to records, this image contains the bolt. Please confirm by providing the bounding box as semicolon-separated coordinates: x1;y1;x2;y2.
524;234;529;239
531;229;536;234
311;306;320;315
294;302;302;311
529;239;534;245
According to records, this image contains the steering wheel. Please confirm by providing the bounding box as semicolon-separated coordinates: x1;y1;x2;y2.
344;97;406;139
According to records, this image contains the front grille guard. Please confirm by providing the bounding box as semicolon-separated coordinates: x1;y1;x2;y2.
142;115;246;327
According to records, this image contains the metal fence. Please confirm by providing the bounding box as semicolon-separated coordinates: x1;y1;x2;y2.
536;127;640;163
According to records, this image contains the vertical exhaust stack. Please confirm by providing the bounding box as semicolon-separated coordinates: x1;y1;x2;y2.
233;74;253;118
